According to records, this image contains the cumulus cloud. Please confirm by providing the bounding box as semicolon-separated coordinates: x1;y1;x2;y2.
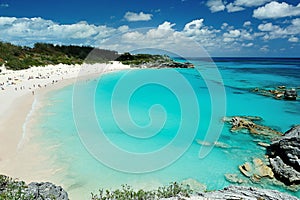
223;30;241;38
0;17;119;46
124;11;153;22
243;21;251;27
206;0;225;13
257;19;300;41
242;43;254;47
1;15;296;57
226;3;245;13
258;23;280;32
234;0;272;7
253;1;300;19
207;0;273;13
288;36;299;42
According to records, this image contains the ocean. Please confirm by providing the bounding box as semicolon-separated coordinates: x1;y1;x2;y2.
31;58;300;199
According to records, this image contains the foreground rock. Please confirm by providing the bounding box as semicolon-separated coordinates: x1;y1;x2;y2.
26;182;68;200
267;125;300;185
162;186;299;200
0;175;68;199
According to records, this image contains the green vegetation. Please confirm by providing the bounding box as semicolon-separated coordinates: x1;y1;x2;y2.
1;174;193;200
0;175;34;200
91;182;193;200
0;41;188;70
0;41;119;70
115;52;172;66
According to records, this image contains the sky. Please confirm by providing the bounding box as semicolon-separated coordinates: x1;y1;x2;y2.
0;0;300;57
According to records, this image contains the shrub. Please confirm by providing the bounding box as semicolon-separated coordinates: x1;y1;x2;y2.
91;182;192;200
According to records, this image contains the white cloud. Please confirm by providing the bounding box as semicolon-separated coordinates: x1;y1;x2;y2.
242;43;254;47
258;23;280;32
221;23;228;30
243;21;251;27
206;0;225;13
288;36;299;42
118;25;129;33
0;17;119;46
253;1;300;19
223;37;235;42
257;19;300;41
234;0;272;7
183;19;204;35
124;12;153;22
226;3;245;12
223;29;241;38
0;16;297;57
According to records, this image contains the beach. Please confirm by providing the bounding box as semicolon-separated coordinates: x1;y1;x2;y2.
0;62;130;184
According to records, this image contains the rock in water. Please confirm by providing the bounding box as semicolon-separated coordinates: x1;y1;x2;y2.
284;89;297;100
223;116;282;137
267;125;300;185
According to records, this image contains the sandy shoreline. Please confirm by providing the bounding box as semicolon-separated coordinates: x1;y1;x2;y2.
0;62;130;185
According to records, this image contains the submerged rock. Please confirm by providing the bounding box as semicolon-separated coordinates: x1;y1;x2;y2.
238;158;274;181
196;139;230;148
223;116;282;137
267;125;300;185
181;179;206;192
224;173;246;184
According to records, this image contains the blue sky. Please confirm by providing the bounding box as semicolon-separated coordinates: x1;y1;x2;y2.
0;0;300;57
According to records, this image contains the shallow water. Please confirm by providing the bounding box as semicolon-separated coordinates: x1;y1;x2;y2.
32;58;300;199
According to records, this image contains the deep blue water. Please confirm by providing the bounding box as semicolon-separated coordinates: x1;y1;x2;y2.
33;58;300;199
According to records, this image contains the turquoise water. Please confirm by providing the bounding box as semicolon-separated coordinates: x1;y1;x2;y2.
33;59;300;199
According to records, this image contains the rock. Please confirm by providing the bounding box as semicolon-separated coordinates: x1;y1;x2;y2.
238;158;274;182
26;182;69;200
267;125;300;185
181;179;206;192
278;86;286;89
284;89;297;100
239;162;252;177
196;185;300;200
251;86;299;101
162;186;299;200
0;175;68;200
223;116;282;137
196;139;230;148
258;142;270;147
253;158;274;179
224;174;245;184
269;156;300;185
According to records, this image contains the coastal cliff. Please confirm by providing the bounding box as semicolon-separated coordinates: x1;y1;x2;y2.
267;125;300;185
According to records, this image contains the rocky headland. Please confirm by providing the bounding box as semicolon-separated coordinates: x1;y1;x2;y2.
267;125;300;186
223;116;300;193
115;52;194;69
